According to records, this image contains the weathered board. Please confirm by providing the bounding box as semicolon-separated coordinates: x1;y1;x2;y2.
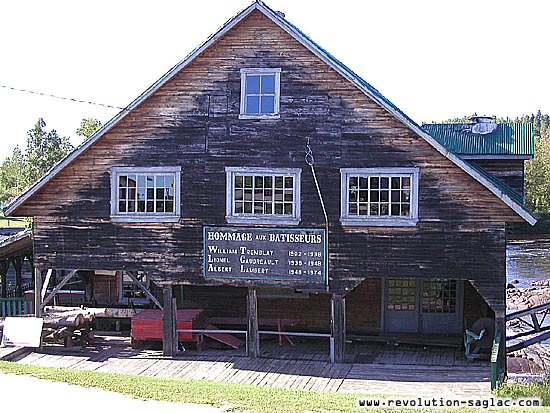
203;227;325;283
9;9;521;315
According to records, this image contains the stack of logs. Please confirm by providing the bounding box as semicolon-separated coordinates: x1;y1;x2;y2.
42;306;104;347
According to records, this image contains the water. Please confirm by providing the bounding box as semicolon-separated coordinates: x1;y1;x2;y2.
507;239;550;288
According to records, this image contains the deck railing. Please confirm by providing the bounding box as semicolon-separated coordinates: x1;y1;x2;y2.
0;297;34;317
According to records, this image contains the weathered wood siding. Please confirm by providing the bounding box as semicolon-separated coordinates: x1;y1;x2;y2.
15;11;516;309
469;159;525;196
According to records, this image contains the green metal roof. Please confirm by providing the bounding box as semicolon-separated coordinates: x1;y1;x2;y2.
422;123;534;156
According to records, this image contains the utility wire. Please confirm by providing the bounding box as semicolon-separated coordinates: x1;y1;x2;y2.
0;84;125;110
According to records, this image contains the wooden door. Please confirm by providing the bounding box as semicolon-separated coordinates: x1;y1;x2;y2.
384;278;419;332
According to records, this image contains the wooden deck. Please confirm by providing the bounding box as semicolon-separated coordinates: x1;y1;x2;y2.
6;333;492;398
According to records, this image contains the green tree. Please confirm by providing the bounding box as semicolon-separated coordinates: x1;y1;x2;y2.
525;112;550;214
25;118;73;183
76;117;102;139
0;146;28;207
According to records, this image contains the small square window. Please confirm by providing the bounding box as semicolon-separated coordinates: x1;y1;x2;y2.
225;167;301;225
340;167;419;227
240;68;281;119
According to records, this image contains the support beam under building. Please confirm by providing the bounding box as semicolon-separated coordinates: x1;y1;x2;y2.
247;287;260;358
162;286;178;356
331;293;346;363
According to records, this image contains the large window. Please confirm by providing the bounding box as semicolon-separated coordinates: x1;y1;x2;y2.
225;167;301;225
110;166;181;222
240;68;281;119
340;167;419;226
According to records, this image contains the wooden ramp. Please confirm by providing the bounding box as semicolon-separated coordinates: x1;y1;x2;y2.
507;302;550;353
203;324;244;349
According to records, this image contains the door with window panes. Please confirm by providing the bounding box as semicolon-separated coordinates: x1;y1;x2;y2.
384;278;463;333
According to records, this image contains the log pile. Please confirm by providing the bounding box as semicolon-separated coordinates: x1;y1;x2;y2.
42;306;105;347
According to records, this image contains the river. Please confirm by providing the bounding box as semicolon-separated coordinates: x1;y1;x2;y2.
507;239;550;288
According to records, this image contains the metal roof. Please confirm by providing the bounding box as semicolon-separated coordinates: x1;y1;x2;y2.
422;123;534;157
3;0;538;225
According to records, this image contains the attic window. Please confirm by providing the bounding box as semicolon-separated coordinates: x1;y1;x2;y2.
110;166;181;223
239;68;281;119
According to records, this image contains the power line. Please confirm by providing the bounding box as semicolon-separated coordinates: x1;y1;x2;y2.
0;84;126;110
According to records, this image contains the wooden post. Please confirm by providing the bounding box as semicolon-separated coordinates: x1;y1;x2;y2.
12;257;23;297
496;310;507;378
34;268;43;317
331;293;346;363
162;286;177;356
0;260;8;298
247;287;260;358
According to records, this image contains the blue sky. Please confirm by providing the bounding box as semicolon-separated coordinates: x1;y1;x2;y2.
1;0;548;160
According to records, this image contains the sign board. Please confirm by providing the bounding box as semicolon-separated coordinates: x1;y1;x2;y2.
1;317;44;347
204;226;326;283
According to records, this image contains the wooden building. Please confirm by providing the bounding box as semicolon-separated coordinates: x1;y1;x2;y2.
4;1;536;365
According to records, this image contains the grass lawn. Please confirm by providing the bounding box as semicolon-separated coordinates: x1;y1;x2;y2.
0;361;548;412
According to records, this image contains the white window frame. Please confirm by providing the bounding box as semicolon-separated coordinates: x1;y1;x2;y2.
225;167;301;226
340;167;419;227
239;68;281;119
110;166;181;223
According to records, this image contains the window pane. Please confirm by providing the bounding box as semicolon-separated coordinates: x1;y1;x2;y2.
391;177;401;189
119;201;126;213
246;75;261;94
275;176;283;188
119;175;127;187
165;201;174;213
128;176;136;188
391;190;400;202
244;176;253;188
156;188;164;200
235;202;243;213
349;176;358;189
137;187;146;201
246;96;260;114
284;176;293;188
137;175;146;187
146;201;154;212
261;96;275;113
137;200;145;212
156;201;164;212
165;175;174;189
380;177;389;189
261;75;275;94
119;188;126;200
370;177;379;189
235;175;243;187
359;177;368;189
284;204;293;215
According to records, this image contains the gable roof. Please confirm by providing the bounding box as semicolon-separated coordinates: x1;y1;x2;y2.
3;0;537;225
422;122;534;157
